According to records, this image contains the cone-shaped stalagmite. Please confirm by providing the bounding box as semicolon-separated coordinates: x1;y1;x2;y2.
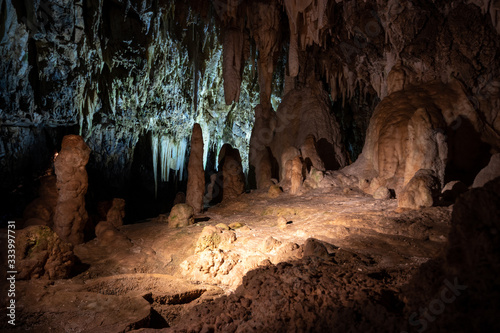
53;135;91;245
186;123;205;213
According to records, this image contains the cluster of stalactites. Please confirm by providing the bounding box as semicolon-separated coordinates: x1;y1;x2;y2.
219;0;330;107
151;133;188;196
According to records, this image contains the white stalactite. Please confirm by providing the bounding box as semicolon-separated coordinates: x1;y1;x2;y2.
152;133;159;197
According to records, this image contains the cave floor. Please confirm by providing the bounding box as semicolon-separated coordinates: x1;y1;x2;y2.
7;186;452;332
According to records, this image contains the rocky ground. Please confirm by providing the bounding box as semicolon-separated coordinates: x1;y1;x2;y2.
0;181;459;332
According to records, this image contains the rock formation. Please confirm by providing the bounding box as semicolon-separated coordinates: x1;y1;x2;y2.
290;156;304;195
271;80;347;179
53;135;91;245
167;204;195;228
344;81;490;195
93;197;128;246
105;198;126;228
249;104;277;190
222;28;247;105
95;221;131;248
472;153;500;188
186;123;205;213
300;134;325;172
16;226;75;280
398;169;441;209
219;144;245;201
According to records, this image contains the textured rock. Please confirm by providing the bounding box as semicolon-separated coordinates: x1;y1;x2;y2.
268;184;283;198
271;81;347;178
16;226;75;280
167;204;194;228
247;1;281;108
398;169;441;209
194;226;237;254
219;144;245;201
53;135;91;245
303;167;324;190
404;107;448;187
373;186;391;200
222;28;247;105
290;156;304;195
472;153;500;188
300;134;325;172
280;146;301;184
261;236;283;253
106;198;126;228
95;221;131;248
186;123;205;213
345;81;483;194
303;238;330;260
444;177;500;329
174;256;402;333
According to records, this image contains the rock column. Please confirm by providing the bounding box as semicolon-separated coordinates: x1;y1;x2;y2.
186;123;205;213
53;135;91;245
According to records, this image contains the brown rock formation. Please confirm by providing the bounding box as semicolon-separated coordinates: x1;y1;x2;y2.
53;135;91;245
398;169;441;209
280;146;301;183
95;221;132;247
271;80;347;179
345;81;488;194
168;204;194;228
472;153;500;188
249;104;276;189
186;123;205;213
290;156;304;195
16;225;75;280
219;144;245;201
247;0;281;109
300;134;325;172
222;28;247;105
106;198;126;228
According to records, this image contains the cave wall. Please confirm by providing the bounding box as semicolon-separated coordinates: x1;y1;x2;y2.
2;0;500;220
0;0;263;221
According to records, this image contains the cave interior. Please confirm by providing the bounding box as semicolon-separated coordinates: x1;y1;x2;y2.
1;0;500;332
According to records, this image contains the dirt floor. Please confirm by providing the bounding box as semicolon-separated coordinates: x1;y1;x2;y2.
1;185;454;332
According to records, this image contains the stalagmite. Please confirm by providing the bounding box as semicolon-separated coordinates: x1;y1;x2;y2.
249;104;276;189
53;135;91;245
247;0;280;107
290;156;304;195
403;108;447;187
186;123;205;213
219;144;245;201
300;134;325;172
271;79;347;178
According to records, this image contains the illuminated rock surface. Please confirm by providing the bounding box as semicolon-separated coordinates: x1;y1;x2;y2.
53;135;91;245
185;123;205;214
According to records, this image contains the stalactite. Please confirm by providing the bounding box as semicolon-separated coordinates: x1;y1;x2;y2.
158;135;188;183
222;28;246;105
152;133;159;197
